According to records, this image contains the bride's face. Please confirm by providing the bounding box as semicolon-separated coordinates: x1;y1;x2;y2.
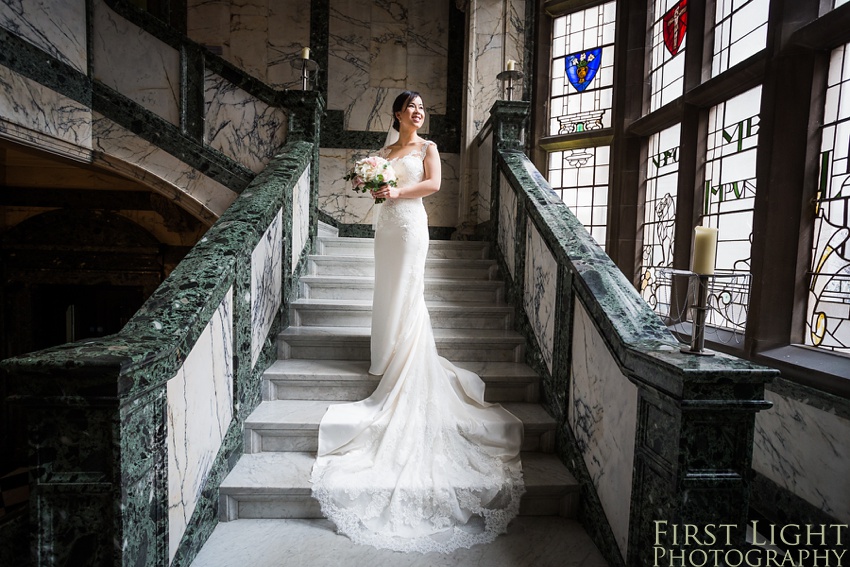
396;96;425;130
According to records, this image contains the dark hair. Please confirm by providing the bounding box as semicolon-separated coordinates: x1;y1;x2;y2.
391;90;422;132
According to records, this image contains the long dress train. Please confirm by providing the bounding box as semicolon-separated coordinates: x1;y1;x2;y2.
310;141;525;554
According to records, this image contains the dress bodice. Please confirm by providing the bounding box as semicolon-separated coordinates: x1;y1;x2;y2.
379;140;434;188
375;141;434;235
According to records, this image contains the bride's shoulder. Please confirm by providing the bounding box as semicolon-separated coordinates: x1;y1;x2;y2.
419;139;438;155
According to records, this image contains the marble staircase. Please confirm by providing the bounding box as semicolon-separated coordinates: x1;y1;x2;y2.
192;225;608;567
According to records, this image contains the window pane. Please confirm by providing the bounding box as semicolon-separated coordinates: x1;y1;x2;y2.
805;42;850;354
640;123;682;316
702;86;762;334
547;146;611;248
711;0;768;77
647;0;687;114
549;2;616;136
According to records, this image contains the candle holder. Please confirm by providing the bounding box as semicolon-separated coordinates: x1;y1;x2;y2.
681;273;715;357
291;57;320;91
496;69;524;101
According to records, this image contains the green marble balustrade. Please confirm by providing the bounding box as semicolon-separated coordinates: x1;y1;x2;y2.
488;100;780;567
0;138;318;567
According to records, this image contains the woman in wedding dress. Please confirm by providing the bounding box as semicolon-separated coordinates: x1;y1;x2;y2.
310;91;525;554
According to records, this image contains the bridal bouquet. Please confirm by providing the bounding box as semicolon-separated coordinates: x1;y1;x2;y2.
344;156;397;204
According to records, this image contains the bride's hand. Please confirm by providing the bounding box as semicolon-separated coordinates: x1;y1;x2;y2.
372;183;400;200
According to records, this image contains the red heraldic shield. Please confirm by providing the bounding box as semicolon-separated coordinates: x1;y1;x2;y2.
663;0;688;57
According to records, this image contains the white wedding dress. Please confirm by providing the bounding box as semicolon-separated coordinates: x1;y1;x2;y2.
310;141;525;553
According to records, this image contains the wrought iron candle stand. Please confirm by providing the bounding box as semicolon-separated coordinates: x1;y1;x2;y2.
291;57;320;91
496;69;524;101
681;272;714;357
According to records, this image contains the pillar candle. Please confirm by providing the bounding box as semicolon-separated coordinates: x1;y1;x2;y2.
301;47;311;60
506;60;516;71
693;226;718;275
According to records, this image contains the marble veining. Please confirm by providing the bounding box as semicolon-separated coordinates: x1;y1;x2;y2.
292;166;311;275
0;0;87;73
252;208;283;368
204;70;287;173
91;113;237;219
91;0;180;125
753;389;850;523
523;222;556;373
318;147;460;228
476;128;494;224
0;65;92;158
167;290;234;562
569;300;638;558
327;0;448;133
498;172;517;278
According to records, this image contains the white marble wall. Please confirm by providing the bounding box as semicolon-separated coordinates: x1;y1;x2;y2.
251;208;283;367
291;166;311;274
498;173;517;276
569;300;638;558
187;0;311;90
92;113;236;221
204;71;287;173
328;0;448;133
0;0;87;73
523;222;556;373
167;290;234;562
0;66;92;160
754;390;850;523
92;0;180;125
458;0;527;228
318;147;459;227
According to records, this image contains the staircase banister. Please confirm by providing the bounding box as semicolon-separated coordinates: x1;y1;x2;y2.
1;139;312;398
497;148;779;396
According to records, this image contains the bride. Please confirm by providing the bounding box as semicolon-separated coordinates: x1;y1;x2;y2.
310;91;525;554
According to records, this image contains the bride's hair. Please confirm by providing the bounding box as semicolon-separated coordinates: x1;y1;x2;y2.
391;90;422;131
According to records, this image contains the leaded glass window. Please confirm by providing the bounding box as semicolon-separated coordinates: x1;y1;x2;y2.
647;0;687;113
702;86;761;334
549;2;616;136
640;124;681;315
711;0;769;78
806;42;850;354
548;146;610;245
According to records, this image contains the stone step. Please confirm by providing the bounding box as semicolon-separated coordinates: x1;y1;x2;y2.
219;452;579;522
277;326;524;362
290;299;513;329
317;236;491;259
243;400;555;454
263;359;540;403
306;255;499;280
317;221;338;238
298;276;505;303
190;517;609;567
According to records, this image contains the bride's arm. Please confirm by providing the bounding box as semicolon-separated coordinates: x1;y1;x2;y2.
390;143;442;199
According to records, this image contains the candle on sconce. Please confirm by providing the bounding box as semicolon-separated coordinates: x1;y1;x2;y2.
506;60;516;71
692;226;718;275
301;47;311;60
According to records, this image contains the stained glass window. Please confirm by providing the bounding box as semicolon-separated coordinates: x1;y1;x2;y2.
549;2;616;136
640;124;681;315
711;0;769;78
806;42;850;354
702;86;761;334
647;0;687;113
548;146;610;245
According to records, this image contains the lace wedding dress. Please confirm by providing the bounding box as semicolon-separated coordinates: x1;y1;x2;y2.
310;141;525;553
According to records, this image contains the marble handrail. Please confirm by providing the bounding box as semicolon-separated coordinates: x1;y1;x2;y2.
487;98;778;567
0;140;316;566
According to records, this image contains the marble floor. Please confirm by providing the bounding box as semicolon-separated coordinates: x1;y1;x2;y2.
190;517;610;567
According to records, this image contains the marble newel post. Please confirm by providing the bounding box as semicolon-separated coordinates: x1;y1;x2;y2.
488;100;529;239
